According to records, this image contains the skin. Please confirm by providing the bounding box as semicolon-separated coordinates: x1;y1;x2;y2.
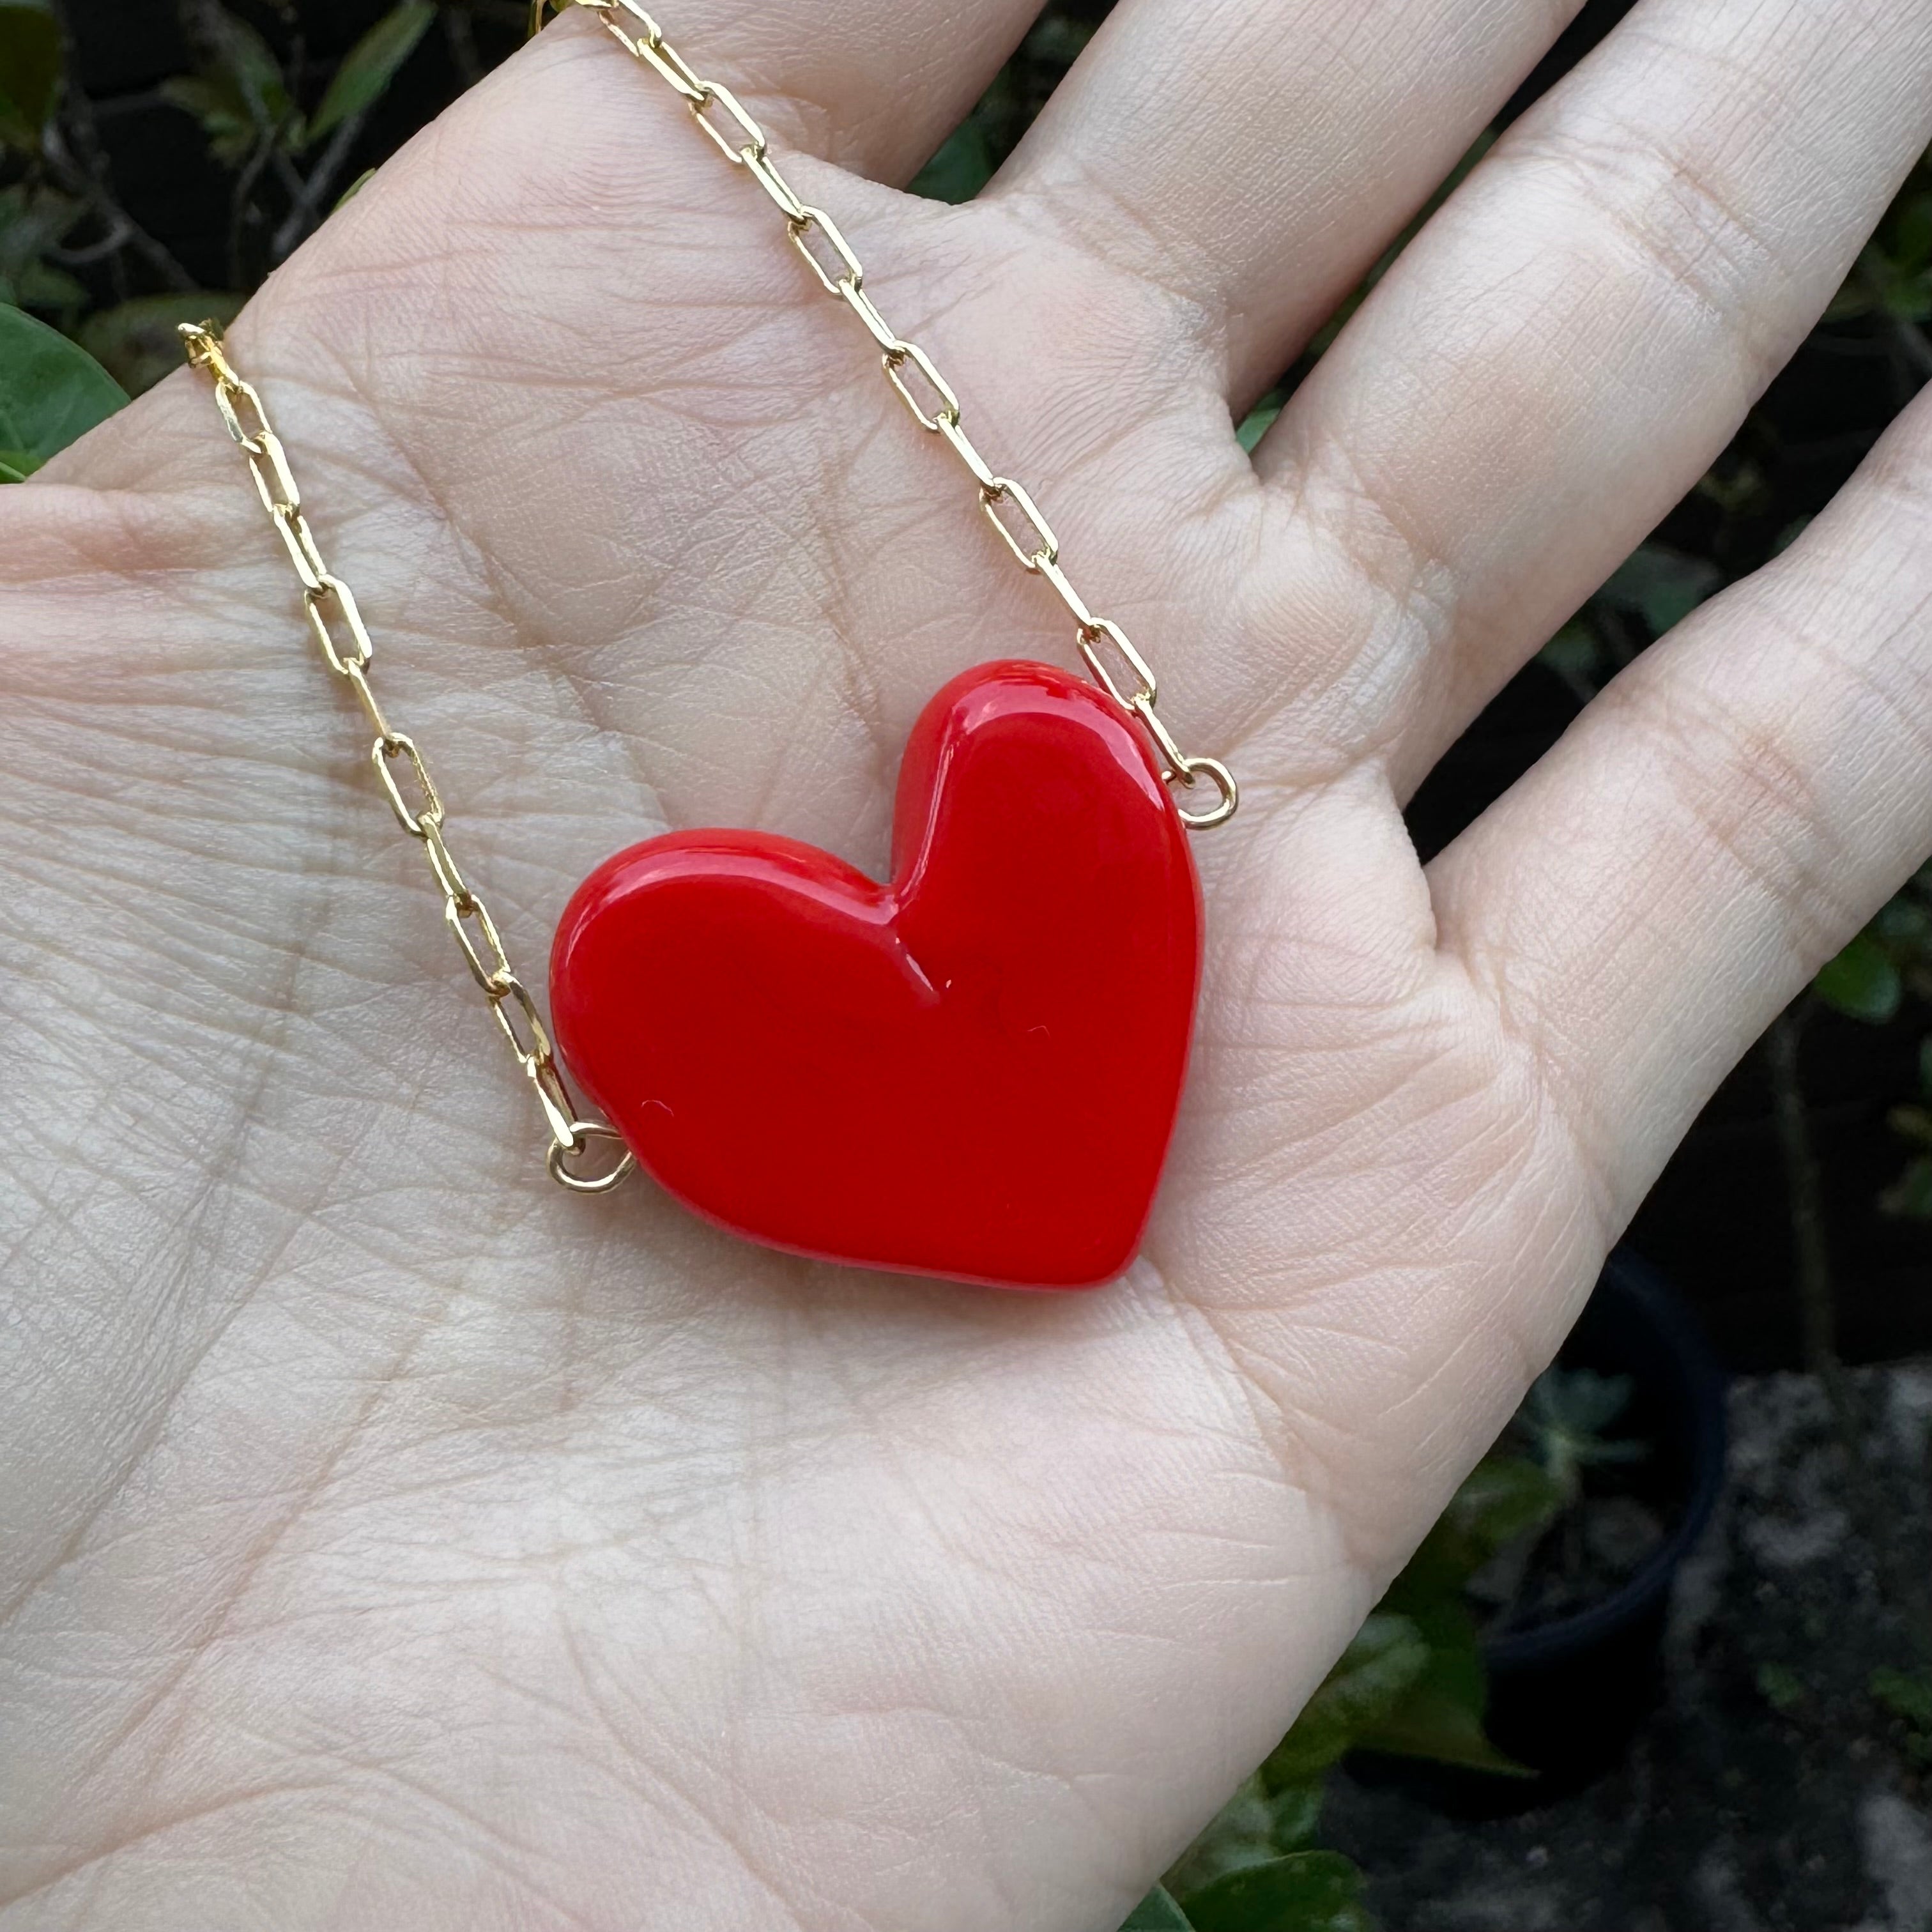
5;0;1932;1923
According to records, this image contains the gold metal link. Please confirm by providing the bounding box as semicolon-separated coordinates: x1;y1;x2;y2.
304;575;373;676
937;415;996;491
342;659;392;739
549;1122;636;1193
636;33;707;100
525;1054;583;1150
607;0;664;34
788;207;863;295
979;477;1057;573
1169;754;1240;831
1078;617;1158;712
272;504;328;591
372;732;444;838
491;973;555;1066
745;146;807;222
181;316;634;1195
1037;556;1093;632
883;341;959;432
181;323;234;379
1128;684;1239;825
588;8;640;53
841;282;900;355
689;81;764;164
1133;693;1188;774
213;378;270;452
422;818;474;910
447;892;513;991
247;430;301;516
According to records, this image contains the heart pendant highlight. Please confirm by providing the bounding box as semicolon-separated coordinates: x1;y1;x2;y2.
548;661;1202;1288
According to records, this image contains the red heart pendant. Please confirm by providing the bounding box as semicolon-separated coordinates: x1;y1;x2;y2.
549;661;1202;1288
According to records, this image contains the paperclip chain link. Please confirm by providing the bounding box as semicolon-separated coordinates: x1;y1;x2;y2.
178;322;636;1195
535;0;1239;829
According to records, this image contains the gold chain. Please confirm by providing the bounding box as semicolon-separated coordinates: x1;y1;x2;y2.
178;322;636;1196
179;10;1237;1195
534;0;1239;831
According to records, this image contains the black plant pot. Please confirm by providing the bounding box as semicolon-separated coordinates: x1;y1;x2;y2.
1481;1251;1728;1786
1354;1248;1728;1817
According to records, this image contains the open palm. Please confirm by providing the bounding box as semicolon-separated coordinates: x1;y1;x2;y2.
6;0;1932;1924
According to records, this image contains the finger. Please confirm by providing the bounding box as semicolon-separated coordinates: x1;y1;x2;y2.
1429;383;1932;1230
537;0;1036;185
996;0;1586;402
1248;0;1932;792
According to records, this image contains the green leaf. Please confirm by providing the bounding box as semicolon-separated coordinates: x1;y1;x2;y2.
1367;1508;1545;1781
1023;14;1096;64
1351;1593;1530;1776
1236;406;1281;453
1391;1455;1564;1599
1827;274;1876;323
1537;618;1602;701
165;8;296;163
1756;1662;1805;1713
910;119;995;204
307;1;435;146
1164;1772;1330;1901
159;72;257;165
1881;1152;1932;1220
1269;1783;1324;1855
0;0;59;153
79;291;242;396
1355;1675;1533;1776
1871;1666;1932;1728
1814;931;1903;1024
1872;1667;1932;1767
1521;1367;1646;1494
1527;1365;1631;1439
1182;1853;1372;1932
1696;461;1770;518
210;5;289;120
1163;1775;1283;1898
1237;402;1282;453
8;256;82;309
1883;273;1932;323
1895;194;1932;275
0;304;127;477
1262;1614;1430;1787
1121;1887;1193;1931
0;448;33;482
1599;541;1722;636
1320;1457;1558;1779
1873;895;1932;969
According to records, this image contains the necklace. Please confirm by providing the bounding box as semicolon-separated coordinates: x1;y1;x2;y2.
181;0;1238;1290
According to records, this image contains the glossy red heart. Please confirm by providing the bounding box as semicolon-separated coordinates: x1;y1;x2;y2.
549;660;1202;1288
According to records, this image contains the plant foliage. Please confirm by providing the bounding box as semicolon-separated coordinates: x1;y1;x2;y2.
1122;1450;1563;1930
0;300;123;477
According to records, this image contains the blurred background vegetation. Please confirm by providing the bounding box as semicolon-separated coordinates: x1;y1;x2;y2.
4;1;1931;1926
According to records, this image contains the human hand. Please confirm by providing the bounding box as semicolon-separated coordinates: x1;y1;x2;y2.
6;0;1932;1924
